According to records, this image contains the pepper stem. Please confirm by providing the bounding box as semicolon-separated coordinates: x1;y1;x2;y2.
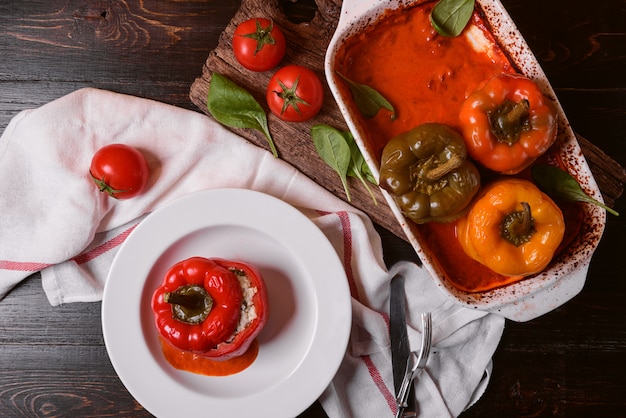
425;154;464;182
489;99;531;145
164;292;204;309
164;285;213;325
500;201;536;247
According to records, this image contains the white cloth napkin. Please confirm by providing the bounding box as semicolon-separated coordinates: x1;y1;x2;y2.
0;88;504;417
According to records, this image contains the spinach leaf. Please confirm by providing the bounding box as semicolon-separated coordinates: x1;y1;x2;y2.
531;164;619;216
311;125;352;201
336;72;396;119
207;72;278;157
345;131;378;205
311;125;378;204
430;0;475;37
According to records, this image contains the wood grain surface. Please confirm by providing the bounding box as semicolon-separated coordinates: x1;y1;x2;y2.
190;0;405;235
1;0;625;417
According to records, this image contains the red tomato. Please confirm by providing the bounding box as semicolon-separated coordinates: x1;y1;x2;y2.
266;65;324;122
89;144;149;200
232;18;286;72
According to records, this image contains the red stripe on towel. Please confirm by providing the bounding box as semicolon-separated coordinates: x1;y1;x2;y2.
333;211;396;413
72;223;139;265
0;223;139;272
363;354;398;413
0;260;53;271
336;211;359;299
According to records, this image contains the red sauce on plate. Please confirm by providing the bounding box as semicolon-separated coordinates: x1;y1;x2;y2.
334;2;583;292
159;337;259;376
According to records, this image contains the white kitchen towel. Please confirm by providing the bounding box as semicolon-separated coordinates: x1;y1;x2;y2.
0;88;504;417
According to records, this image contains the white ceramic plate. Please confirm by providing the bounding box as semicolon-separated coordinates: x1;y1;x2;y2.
102;188;351;418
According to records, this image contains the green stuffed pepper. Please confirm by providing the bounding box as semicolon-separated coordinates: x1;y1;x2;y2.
379;123;481;224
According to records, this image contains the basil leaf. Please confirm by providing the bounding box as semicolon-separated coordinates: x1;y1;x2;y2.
345;131;378;205
336;72;396;119
430;0;475;37
362;163;376;185
531;164;619;216
311;125;352;201
207;72;278;157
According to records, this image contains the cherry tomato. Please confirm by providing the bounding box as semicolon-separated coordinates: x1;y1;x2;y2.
89;143;149;200
266;65;324;122
232;18;286;72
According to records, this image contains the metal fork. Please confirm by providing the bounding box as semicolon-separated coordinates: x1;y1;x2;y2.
395;312;432;418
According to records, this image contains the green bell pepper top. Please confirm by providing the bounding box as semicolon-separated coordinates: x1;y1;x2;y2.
379;123;481;224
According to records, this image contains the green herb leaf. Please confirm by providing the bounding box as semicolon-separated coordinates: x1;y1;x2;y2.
345;131;378;205
207;72;278;157
531;164;619;216
430;0;475;37
336;72;396;119
311;125;352;201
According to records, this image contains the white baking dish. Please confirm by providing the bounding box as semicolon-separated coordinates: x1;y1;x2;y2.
325;0;606;321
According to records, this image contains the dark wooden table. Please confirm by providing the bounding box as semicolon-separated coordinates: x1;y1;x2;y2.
1;0;624;417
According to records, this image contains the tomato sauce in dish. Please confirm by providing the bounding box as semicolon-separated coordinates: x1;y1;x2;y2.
159;337;259;376
334;1;583;292
334;2;515;160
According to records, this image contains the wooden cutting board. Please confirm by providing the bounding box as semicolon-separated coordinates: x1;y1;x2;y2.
190;0;625;242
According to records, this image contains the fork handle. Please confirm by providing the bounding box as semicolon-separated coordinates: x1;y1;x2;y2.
395;356;415;417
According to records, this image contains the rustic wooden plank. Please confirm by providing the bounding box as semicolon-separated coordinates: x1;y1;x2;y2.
469;351;625;416
576;134;626;207
0;0;240;129
190;0;625;243
0;277;103;346
0;370;151;418
189;0;405;238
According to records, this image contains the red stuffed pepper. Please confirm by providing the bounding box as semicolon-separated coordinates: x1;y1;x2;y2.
459;73;558;174
151;256;269;361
